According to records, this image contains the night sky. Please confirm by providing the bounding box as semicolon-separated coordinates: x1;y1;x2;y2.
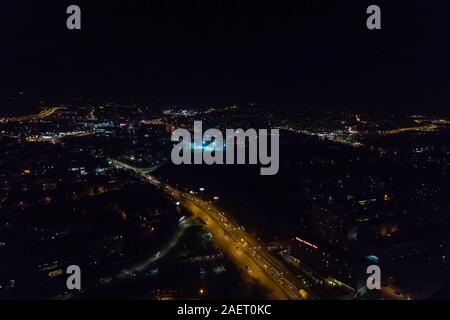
1;0;450;111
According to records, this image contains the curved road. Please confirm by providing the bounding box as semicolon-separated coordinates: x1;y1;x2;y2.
112;159;318;300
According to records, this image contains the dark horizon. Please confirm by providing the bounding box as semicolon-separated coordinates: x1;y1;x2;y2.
1;0;450;112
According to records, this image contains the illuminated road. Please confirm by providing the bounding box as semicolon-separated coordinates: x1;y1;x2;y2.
116;217;196;279
0;107;60;123
111;160;317;300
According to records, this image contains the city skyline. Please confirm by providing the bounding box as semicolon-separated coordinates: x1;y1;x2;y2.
1;0;450;304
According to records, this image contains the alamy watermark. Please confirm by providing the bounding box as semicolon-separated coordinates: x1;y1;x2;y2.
66;265;81;290
366;265;381;290
66;5;380;31
171;121;279;175
66;5;81;30
366;5;381;30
